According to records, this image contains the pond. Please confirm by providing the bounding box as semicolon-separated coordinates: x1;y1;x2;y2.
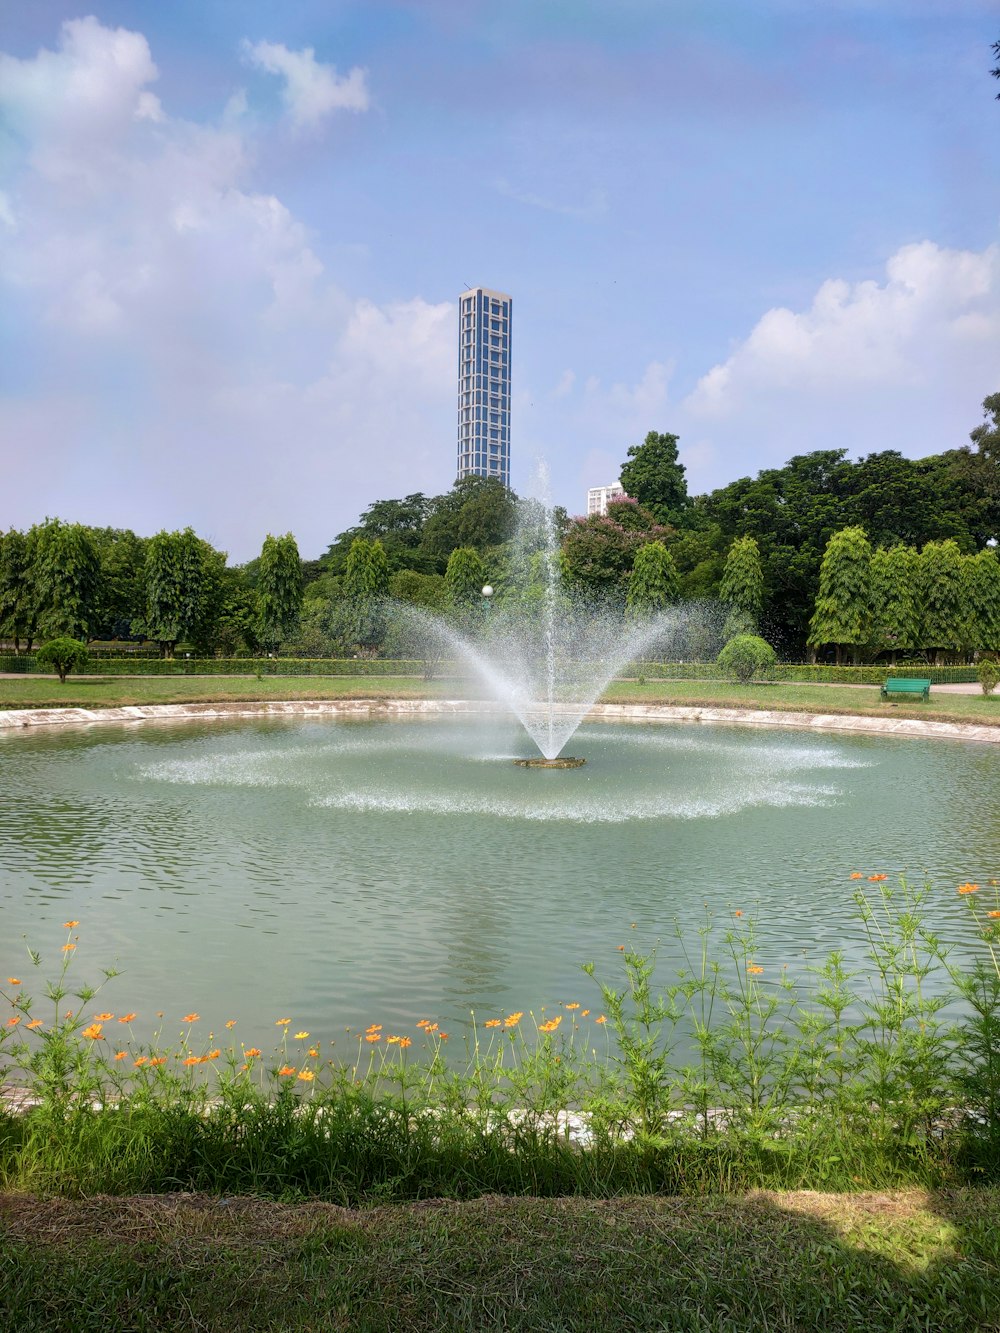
2;715;996;1049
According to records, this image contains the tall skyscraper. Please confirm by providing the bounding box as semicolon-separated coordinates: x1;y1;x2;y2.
457;286;511;487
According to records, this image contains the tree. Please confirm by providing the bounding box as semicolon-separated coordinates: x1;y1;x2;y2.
868;545;920;661
962;549;1000;655
31;519;100;641
256;533;303;652
420;477;517;559
619;430;690;527
717;634;776;683
807;526;872;664
35;636;89;684
89;528;148;641
627;542;679;612
139;528;208;658
343;538;390;654
991;39;999;97
445;547;485;612
0;529;36;653
561;500;670;590
919;540;966;663
719;536;764;636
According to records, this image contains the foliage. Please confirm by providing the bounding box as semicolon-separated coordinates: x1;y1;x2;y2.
562;501;669;590
807;526;872;661
420;477;517;559
626;541;679;612
919;539;967;660
716;633;776;683
979;658;999;696
445;547;485;611
868;544;920;657
962;549;1000;654
256;533;303;652
0;529;36;653
619;430;691;527
31;519;100;642
136;529;212;658
719;535;763;636
34;637;89;683
88;529;148;642
343;538;390;654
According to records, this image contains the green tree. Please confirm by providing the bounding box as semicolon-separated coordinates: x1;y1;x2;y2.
962;549;1000;655
89;528;148;641
627;541;679;612
561;500;669;591
719;536;764;636
31;519;100;641
807;526;872;664
919;540;967;663
139;528;208;658
445;547;485;612
420;477;517;559
868;545;920;661
256;533;303;652
619;430;690;527
717;633;776;683
35;636;89;683
0;529;37;653
343;538;390;654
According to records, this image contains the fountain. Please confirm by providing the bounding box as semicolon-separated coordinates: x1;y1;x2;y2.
395;475;701;763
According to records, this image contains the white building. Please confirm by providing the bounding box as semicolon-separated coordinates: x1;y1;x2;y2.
587;483;626;516
457;286;511;487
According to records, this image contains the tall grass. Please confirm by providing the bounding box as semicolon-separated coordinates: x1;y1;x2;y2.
2;877;1000;1203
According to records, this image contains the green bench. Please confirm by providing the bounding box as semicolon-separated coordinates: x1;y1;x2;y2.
880;678;931;701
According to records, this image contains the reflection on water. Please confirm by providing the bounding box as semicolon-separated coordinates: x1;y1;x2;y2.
1;716;998;1046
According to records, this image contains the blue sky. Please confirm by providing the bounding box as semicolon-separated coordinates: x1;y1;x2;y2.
2;1;999;559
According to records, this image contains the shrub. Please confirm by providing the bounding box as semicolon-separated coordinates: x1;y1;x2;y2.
34;637;89;684
716;634;777;684
979;658;999;696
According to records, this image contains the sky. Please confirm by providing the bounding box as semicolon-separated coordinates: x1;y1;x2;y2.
2;1;999;561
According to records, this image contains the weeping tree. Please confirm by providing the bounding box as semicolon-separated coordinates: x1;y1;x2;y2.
256;532;303;653
868;544;920;662
627;541;679;613
719;535;764;637
962;549;1000;656
807;526;872;664
31;518;100;642
343;538;390;655
919;540;966;664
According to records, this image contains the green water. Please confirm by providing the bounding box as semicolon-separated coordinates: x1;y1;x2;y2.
1;715;997;1051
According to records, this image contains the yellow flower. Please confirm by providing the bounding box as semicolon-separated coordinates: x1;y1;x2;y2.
297;1069;315;1082
225;1020;237;1029
294;1031;309;1040
275;1018;292;1027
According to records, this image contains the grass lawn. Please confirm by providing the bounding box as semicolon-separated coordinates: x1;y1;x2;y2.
2;1187;998;1331
2;672;999;728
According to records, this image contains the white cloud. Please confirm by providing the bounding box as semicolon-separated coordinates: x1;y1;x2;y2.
241;39;369;128
686;240;1000;416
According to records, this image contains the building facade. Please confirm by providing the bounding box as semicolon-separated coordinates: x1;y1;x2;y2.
586;483;626;516
457;286;511;487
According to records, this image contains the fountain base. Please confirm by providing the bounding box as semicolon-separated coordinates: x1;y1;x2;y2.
513;757;586;769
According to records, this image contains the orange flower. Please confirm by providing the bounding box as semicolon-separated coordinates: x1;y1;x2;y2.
868;874;888;882
958;883;980;895
616;945;625;951
416;1019;430;1029
82;1023;103;1040
182;1013;200;1023
244;1047;262;1058
26;1019;43;1030
278;1065;296;1076
988;911;1000;919
6;1016;20;1028
365;1023;382;1034
225;1020;236;1029
297;1069;315;1082
93;1012;114;1022
581;1009;590;1017
595;1015;607;1024
484;1019;501;1029
275;1018;292;1027
134;1056;148;1067
182;1056;201;1067
365;1033;381;1043
565;1003;580;1011
7;978;20;985
119;1013;136;1023
505;1012;524;1027
308;1047;319;1057
734;910;743;917
425;1023;439;1033
115;1051;127;1061
398;1036;412;1049
239;1063;250;1073
206;1049;221;1061
850;873;863;880
149;1057;166;1067
439;1033;449;1041
63;921;79;928
747;965;764;975
539;1015;563;1034
61;944;76;953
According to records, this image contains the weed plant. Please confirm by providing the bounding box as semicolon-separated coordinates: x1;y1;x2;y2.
2;877;1000;1203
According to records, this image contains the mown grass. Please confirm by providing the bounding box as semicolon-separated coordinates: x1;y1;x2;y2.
2;1188;999;1331
2;671;999;726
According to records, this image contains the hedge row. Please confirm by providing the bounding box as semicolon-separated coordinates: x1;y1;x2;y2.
631;662;979;685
